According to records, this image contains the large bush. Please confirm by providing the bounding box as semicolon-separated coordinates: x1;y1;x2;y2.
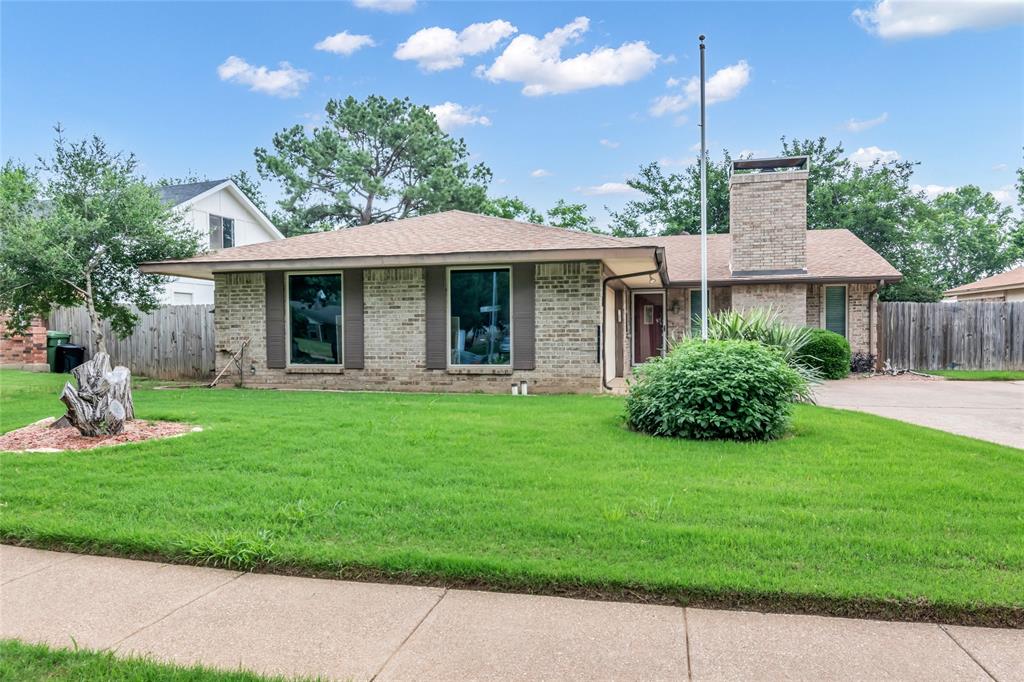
626;339;806;441
704;307;820;392
798;329;851;379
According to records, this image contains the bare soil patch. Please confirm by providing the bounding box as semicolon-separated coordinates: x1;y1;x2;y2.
0;418;196;452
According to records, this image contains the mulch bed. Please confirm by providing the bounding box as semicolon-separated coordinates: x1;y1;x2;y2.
0;418;196;453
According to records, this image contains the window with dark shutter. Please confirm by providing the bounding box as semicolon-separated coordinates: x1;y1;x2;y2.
512;263;535;370
824;285;847;337
424;266;447;369
343;269;364;369
265;272;286;368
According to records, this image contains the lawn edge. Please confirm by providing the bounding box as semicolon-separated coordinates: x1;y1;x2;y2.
4;538;1021;629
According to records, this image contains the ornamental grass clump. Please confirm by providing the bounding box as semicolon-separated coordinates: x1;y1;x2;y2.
626;339;806;441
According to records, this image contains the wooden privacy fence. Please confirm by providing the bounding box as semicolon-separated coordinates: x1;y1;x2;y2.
49;305;216;380
879;301;1024;371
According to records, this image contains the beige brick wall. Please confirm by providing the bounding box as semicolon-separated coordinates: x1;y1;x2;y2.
214;262;604;393
729;171;808;273
731;283;808;328
804;282;876;355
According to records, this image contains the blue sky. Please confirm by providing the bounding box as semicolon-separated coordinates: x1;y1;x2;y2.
3;0;1022;226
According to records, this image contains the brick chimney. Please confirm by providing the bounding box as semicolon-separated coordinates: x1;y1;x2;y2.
729;156;809;275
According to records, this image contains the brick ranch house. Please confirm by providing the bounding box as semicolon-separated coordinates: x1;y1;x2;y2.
142;156;900;393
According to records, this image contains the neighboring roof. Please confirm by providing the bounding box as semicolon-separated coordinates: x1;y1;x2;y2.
156;180;227;207
141;210;665;284
629;229;901;285
157;179;285;241
944;266;1024;296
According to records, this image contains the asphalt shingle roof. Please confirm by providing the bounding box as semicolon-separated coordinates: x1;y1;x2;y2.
156;179;227;207
629;229;902;284
945;266;1024;295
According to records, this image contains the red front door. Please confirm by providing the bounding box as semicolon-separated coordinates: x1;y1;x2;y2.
633;293;664;363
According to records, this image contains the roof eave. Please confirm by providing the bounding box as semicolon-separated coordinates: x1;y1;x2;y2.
666;273;902;287
140;245;663;280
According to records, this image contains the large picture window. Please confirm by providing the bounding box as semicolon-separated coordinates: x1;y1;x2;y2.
449;268;511;366
824;285;847;338
288;273;343;365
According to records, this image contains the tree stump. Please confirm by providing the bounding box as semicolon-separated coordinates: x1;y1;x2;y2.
52;353;135;436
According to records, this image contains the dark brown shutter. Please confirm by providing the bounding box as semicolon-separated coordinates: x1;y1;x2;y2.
343;269;364;369
512;263;536;370
265;271;286;369
424;266;447;369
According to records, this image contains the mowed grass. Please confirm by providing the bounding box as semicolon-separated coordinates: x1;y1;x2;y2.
1;370;1022;623
923;369;1024;381
0;640;300;681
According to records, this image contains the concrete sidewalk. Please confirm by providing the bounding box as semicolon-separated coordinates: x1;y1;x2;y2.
2;546;1021;681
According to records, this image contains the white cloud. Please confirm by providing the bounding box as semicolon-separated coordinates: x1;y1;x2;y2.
217;56;311;97
577;182;638;196
849;145;901;167
479;17;659;96
649;60;751;117
992;163;1009;172
530;168;552;178
990;184;1015;205
853;0;1023;38
429;102;491;131
315;31;375;56
353;0;416;13
395;20;517;71
599;138;620;149
843;112;889;132
912;183;957;200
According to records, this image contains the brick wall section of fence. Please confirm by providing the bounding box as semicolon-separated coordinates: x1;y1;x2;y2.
49;305;216;380
879;301;1024;371
0;314;48;370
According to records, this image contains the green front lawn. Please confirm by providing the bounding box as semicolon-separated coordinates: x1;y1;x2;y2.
0;640;297;681
923;369;1024;381
1;370;1022;624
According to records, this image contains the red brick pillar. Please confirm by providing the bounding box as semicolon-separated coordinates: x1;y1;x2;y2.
0;314;50;371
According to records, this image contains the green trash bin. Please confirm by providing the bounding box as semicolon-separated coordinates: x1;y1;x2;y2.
46;331;72;372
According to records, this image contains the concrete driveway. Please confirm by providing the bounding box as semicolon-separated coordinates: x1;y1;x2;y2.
815;376;1024;449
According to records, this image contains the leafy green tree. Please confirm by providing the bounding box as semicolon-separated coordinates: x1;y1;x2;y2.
256;96;492;234
0;161;38;227
548;199;601;233
918;185;1019;292
482;195;543;223
608;154;731;237
0;128;197;354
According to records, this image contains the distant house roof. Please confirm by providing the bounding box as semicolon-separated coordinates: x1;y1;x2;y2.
629;229;902;285
156;179;228;207
944;266;1024;296
141;210;665;285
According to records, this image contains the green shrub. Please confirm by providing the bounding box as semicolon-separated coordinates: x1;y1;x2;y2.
626;339;806;441
798;329;851;379
704;307;820;393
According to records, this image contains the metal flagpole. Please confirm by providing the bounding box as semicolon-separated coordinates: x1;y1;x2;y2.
699;35;709;341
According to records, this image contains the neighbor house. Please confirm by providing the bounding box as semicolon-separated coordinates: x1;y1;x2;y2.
142;156;900;393
942;266;1024;302
156;179;283;305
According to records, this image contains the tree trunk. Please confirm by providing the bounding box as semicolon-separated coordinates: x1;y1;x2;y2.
52;353;134;436
84;270;106;356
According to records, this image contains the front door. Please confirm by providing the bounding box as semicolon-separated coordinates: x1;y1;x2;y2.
633;292;664;363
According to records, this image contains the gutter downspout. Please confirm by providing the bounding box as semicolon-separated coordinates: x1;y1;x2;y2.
870;278;885;363
601;250;666;391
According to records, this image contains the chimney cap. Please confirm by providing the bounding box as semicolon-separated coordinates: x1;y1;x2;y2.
732;156;809;173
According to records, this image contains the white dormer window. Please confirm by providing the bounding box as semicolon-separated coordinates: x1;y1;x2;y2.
209;215;235;250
